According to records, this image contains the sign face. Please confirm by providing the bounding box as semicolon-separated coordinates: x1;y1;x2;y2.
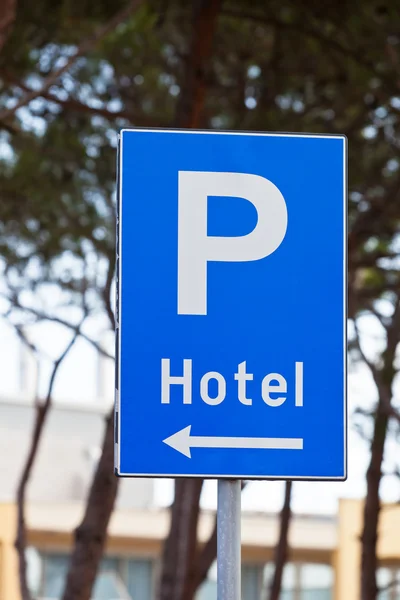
115;129;347;480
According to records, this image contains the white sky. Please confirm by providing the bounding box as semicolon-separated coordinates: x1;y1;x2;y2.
155;358;400;515
0;304;398;516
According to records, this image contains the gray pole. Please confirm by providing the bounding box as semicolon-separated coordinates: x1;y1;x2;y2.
217;479;241;600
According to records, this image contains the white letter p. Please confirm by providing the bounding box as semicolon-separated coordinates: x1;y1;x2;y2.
177;171;288;315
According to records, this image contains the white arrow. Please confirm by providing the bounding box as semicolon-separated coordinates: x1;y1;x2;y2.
163;425;303;458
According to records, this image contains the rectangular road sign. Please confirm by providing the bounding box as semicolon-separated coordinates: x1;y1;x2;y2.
115;129;347;480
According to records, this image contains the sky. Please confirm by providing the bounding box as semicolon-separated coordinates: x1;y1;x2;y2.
155;356;400;515
1;296;399;517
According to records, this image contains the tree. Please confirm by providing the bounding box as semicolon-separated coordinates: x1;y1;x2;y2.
268;482;293;600
352;299;400;600
0;0;16;54
1;1;400;600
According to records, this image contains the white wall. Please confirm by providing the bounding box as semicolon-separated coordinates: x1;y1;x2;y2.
0;398;154;509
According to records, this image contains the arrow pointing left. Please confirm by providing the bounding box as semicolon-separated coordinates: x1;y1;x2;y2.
163;425;303;458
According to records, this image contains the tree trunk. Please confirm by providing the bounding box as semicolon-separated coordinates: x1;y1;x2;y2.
158;479;203;600
359;302;400;600
16;404;47;600
185;481;247;599
158;3;220;600
62;412;118;600
0;0;16;53
360;404;388;600
186;518;217;599
173;0;221;129
15;333;79;600
268;481;292;600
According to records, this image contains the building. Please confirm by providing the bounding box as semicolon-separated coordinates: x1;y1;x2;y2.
0;333;398;600
1;496;400;600
0;331;155;600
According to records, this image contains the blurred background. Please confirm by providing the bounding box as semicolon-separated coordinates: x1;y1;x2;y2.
1;1;400;599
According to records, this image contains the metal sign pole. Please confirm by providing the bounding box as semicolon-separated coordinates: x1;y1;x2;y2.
217;479;241;600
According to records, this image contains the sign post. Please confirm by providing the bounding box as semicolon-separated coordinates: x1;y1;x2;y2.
116;128;347;597
218;480;241;600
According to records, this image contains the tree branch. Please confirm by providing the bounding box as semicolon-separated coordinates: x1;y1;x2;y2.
192;523;217;592
60;235;117;600
173;0;221;128
0;294;114;360
15;325;82;600
221;8;396;93
0;69;165;126
0;0;16;54
360;297;400;600
61;410;119;600
13;323;43;359
158;479;203;600
268;481;292;600
0;0;144;122
353;318;379;378
103;252;116;330
36;94;162;126
159;6;221;600
188;481;247;596
353;311;400;428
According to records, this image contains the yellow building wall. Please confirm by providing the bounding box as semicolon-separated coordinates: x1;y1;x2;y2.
378;504;400;561
336;499;400;600
0;504;20;600
1;497;400;600
336;499;362;600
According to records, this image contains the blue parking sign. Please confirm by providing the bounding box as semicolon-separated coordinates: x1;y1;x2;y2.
115;129;347;480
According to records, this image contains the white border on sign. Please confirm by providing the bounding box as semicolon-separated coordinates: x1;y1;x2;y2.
116;128;348;481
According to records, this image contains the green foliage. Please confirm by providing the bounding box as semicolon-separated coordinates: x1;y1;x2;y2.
0;0;400;317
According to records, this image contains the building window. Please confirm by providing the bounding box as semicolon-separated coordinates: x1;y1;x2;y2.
36;552;154;600
299;563;333;600
262;562;333;600
126;559;154;600
36;553;332;600
377;567;400;600
196;561;217;600
242;564;262;600
93;571;130;600
197;561;333;600
41;554;68;599
263;562;298;599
